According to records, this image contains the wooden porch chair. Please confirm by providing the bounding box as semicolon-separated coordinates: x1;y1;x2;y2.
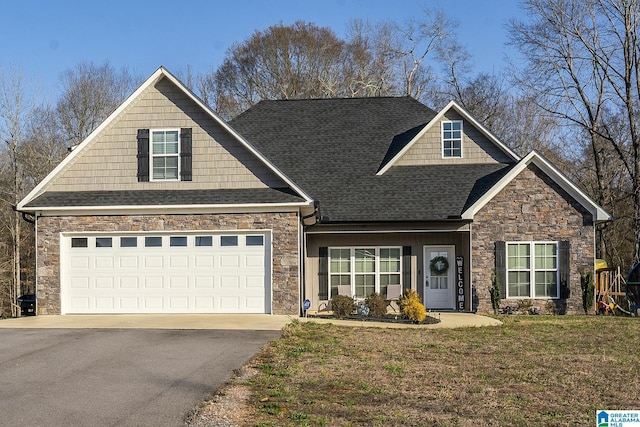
385;284;402;312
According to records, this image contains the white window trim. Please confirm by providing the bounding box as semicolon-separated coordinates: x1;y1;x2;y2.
506;241;559;299
150;128;181;181
328;246;402;298
441;120;463;159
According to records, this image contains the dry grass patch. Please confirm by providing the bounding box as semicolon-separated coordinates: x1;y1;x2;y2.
242;316;640;426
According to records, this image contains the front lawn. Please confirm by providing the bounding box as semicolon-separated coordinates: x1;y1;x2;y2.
245;316;640;426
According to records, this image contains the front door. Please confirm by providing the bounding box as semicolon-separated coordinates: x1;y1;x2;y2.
423;246;455;310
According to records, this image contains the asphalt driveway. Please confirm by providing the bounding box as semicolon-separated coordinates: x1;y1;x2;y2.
0;328;280;426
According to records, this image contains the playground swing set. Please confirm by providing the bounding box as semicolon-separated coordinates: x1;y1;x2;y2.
595;261;640;316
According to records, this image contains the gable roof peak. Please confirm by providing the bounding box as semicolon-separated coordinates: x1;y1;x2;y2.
376;99;520;175
18;66;313;210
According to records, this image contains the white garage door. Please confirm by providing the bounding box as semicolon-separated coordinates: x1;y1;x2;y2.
60;232;271;314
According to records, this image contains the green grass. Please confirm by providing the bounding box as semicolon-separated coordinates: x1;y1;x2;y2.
244;316;640;426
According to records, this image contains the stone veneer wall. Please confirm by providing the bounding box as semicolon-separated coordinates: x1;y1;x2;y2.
472;165;594;315
35;212;300;315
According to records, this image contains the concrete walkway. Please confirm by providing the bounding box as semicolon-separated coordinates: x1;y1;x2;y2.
0;312;501;330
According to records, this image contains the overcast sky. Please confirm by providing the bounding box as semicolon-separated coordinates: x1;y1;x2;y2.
1;0;525;100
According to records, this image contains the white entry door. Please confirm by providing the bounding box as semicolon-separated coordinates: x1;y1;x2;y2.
423;246;455;309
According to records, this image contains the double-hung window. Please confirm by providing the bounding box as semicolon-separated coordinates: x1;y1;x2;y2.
442;120;462;158
137;128;192;182
506;242;558;298
151;129;180;180
329;247;401;298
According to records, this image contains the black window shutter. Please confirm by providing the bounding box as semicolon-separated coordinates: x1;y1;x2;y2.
402;246;412;292
318;247;329;300
495;241;506;298
559;241;570;298
180;128;192;181
137;129;149;182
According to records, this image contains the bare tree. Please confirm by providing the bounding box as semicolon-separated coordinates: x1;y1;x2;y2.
56;61;138;148
510;0;640;267
198;12;466;119
0;66;36;317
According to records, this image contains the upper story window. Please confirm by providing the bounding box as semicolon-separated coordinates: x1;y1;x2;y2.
151;130;179;180
137;128;192;182
441;120;463;158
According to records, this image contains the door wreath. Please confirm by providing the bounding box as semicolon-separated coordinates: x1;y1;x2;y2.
430;256;449;275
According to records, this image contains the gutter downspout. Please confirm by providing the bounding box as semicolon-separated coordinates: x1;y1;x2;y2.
469;222;474;313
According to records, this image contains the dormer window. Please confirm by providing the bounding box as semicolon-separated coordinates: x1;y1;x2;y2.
442;120;462;158
137;128;192;182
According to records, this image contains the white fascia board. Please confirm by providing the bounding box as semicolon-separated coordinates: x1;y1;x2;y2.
31;201;311;217
18;66;313;210
376;100;521;176
461;151;613;223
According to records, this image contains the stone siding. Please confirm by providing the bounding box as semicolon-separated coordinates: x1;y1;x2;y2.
472;165;594;314
35;212;299;315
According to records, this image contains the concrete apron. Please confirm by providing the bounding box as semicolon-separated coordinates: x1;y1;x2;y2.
0;312;501;330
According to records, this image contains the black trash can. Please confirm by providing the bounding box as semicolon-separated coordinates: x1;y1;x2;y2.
17;294;36;316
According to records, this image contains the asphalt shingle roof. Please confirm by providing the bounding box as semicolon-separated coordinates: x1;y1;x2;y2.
230;97;514;222
24;188;304;208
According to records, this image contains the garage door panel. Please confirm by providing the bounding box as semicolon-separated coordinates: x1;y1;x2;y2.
144;277;164;289
220;297;239;310
119;256;139;269
120;297;139;310
194;276;214;288
220;255;240;268
62;232;270;314
70;297;90;310
169;276;188;288
220;276;240;288
195;255;214;268
169;256;189;268
70;277;90;289
195;297;215;309
70;256;90;269
120;277;139;289
144;297;163;310
144;256;164;268
95;256;114;269
96;277;114;289
95;297;114;310
246;255;264;268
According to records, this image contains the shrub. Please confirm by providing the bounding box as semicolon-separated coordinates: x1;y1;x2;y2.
580;269;594;314
516;299;533;314
330;294;354;317
490;270;501;314
398;289;427;323
365;293;387;318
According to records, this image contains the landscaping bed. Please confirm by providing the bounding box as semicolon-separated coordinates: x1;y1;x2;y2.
306;312;441;325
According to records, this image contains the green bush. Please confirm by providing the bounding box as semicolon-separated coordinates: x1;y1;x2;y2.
490;270;501;314
365;293;388;318
398;289;427;323
330;294;355;317
580;269;594;314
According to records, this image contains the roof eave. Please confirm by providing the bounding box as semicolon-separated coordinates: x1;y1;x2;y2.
20;201;312;216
